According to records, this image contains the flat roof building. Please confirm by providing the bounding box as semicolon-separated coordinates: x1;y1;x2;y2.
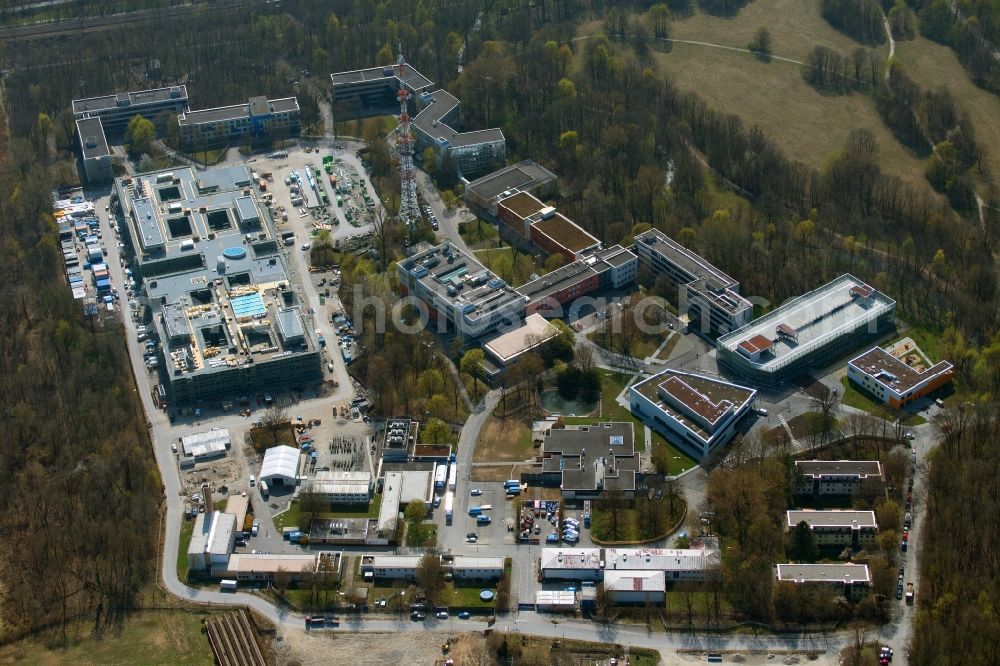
382;418;416;463
717;274;896;386
223;553;323;582
302;471;372;505
225;494;249;533
181;428;231;460
331;56;503;178
794;460;883;497
73;85;189;134
634;228;753;337
603;546;720;581
786;509;878;548
848;346;953;409
775;563;871;601
630;369;756;461
535;423;638;499
519;245;637;318
539;548;604;581
76;117;113;184
412;89;506;179
359;555;422;580
463;160;559;213
450;557;505;581
187;510;237;572
113;165;321;403
602;570;666;604
178;96;300;149
494;190;602;262
397;241;525;339
260;445;301;487
483;313;558;367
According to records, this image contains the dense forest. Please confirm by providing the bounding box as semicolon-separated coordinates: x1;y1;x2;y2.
912;407;1000;663
0;137;160;636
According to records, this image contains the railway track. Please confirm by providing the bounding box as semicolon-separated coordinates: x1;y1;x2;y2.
0;0;271;41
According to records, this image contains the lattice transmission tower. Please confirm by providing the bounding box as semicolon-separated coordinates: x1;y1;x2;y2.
395;46;421;227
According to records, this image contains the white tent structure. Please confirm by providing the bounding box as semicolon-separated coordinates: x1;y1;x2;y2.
260;445;300;487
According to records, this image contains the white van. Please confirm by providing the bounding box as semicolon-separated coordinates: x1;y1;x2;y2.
249;475;255;486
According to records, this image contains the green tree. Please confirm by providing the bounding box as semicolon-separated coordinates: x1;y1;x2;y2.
417;368;445;398
460;349;485;399
789;520;819;562
126;115;156;158
423;417;450;443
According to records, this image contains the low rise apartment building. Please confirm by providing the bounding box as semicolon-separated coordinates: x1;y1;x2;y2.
786;509;878;548
775;563;872;602
794;460;883;497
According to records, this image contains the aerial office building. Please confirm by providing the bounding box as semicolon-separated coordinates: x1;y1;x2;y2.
76;117;113;184
73;85;189;135
518;245;638;318
532;422;639;499
177;96;300;148
331;59;505;179
411;88;506;178
634;228;753;337
113;165;321;403
397;241;525;339
629;369;757;461
717;275;896;386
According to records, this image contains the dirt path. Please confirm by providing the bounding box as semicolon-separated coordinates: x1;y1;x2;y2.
883;14;896;82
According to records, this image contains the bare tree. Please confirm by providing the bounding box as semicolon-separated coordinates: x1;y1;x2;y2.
415;551;444;608
261;402;288;447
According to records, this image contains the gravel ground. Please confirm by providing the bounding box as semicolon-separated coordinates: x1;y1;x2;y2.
275;628;461;666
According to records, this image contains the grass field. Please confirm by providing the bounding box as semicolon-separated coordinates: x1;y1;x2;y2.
577;0;929;186
274;494;382;530
669;0;881;61
653;42;927;185
177;518;195;584
894;35;1000;189
0;612;215;665
475;415;536;463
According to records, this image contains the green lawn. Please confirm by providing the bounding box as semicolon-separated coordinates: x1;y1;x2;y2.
444;582;497;609
274;494;382;530
840;376;927;426
0;611;215;665
177;518;195;584
275;585;342;611
561;370;698;472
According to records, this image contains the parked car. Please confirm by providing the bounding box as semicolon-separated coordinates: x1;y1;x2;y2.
410;611;425;621
458;611;471;619
756;407;769;417
470;489;482;496
436;611;448;619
